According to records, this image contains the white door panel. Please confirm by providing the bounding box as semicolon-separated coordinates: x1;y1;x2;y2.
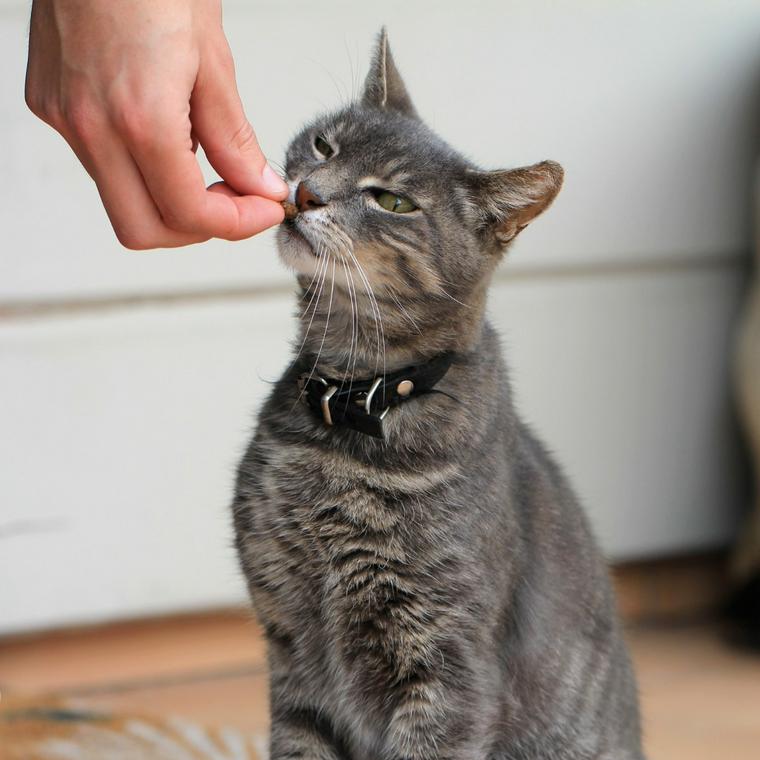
490;267;747;558
0;297;292;633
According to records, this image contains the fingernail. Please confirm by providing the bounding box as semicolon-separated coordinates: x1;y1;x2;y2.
261;163;288;197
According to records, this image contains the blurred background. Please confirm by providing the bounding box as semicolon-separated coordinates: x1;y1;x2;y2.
1;1;760;758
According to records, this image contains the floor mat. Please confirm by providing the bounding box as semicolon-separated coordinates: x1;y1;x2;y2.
0;697;266;760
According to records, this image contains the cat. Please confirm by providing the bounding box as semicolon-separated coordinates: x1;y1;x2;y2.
232;29;645;760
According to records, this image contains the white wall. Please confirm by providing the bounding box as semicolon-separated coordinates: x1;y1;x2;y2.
1;0;757;633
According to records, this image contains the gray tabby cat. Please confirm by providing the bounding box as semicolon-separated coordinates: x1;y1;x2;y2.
232;30;645;760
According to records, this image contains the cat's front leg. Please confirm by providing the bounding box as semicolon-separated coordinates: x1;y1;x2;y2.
268;644;350;760
269;706;348;760
382;669;491;760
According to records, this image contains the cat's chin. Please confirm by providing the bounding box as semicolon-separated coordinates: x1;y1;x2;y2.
277;223;321;277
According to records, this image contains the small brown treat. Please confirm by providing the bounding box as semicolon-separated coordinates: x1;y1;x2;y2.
281;201;298;221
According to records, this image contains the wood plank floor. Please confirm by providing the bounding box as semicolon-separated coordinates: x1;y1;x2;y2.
1;610;758;759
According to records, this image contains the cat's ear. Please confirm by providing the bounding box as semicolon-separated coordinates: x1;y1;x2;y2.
467;161;564;246
361;27;418;118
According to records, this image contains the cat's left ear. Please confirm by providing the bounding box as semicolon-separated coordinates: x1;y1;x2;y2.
467;161;564;246
361;27;418;118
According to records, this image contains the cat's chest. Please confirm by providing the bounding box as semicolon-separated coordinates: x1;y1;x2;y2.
304;486;411;604
249;443;460;653
259;447;432;618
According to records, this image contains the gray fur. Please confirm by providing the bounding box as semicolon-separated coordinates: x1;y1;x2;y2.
232;29;645;760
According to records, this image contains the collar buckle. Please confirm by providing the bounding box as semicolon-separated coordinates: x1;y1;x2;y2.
320;385;339;426
364;377;390;420
314;375;389;436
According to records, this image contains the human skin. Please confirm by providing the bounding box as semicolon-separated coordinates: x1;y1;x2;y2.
25;0;288;250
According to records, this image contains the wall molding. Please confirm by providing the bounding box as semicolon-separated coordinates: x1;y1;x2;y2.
0;250;748;323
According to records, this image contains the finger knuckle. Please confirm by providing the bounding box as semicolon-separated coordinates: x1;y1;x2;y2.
25;90;62;129
112;101;167;148
228;120;261;159
214;210;245;241
113;106;149;143
64;100;102;143
114;225;157;251
159;204;202;234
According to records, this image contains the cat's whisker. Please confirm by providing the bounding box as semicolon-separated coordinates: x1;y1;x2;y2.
267;158;286;175
358;277;385;379
298;255;325;318
318;227;362;380
343;39;360;103
432;275;473;309
293;247;329;361
290;246;332;412
309;57;353;110
318;222;383;379
299;244;330;307
299;246;330;319
344;262;359;381
327;229;362;384
435;286;471;309
385;286;422;334
347;248;386;381
347;266;361;386
302;255;337;391
351;264;385;374
338;258;358;389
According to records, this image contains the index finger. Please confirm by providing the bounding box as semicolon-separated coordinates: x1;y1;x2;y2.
124;113;284;240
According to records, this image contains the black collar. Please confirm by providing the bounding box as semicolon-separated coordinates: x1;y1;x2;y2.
298;352;456;439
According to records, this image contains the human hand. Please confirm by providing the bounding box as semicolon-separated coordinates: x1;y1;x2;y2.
25;0;288;250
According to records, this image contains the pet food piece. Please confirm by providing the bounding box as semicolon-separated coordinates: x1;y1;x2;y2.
282;201;298;221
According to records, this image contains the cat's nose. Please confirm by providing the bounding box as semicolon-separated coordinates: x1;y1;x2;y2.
295;181;326;212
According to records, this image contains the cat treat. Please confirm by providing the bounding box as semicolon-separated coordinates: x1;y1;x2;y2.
281;201;298;220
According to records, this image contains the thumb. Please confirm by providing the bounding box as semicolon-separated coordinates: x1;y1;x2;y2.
192;44;287;201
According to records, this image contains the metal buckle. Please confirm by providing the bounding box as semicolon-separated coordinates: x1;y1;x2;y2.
313;374;389;433
320;385;338;426
364;377;390;420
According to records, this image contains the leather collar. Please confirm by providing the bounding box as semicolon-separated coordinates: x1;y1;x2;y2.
298;352;456;439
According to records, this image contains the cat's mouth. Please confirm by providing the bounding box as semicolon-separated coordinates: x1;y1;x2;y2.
282;218;318;257
277;217;325;278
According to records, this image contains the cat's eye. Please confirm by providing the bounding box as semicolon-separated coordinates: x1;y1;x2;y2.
314;135;334;159
374;190;418;214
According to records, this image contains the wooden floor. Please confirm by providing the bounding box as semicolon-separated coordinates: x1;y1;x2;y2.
1;610;759;759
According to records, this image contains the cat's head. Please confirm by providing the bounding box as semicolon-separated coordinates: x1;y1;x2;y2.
278;29;563;359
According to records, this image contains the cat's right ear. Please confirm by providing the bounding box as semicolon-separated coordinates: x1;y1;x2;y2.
466;161;564;247
361;27;418;118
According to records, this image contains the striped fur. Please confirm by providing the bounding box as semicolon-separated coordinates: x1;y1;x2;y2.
232;30;644;760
